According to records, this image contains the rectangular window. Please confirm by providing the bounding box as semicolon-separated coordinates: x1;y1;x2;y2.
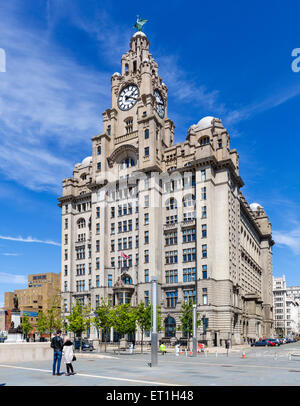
183;267;196;282
144;213;149;225
166;291;178;308
145;291;149;307
64;234;68;245
95;295;100;308
96;223;100;234
64;265;68;276
165;231;178;245
166;269;178;284
165;250;178;264
97;146;101;155
145;147;149;157
183;228;196;243
184;289;196;303
64;249;68;261
65;218;68;230
202;224;207;238
144;129;149;139
202;265;207;279
108;274;112;287
96;207;100;218
144;250;149;263
96;240;100;252
97;162;101;171
202;244;207;258
96;275;100;288
64;281;68;292
202;206;207;219
144;230;149;244
183;248;196;262
201;169;206;181
144;195;149;208
111;223;115;234
96;257;100;270
145;269;149;283
201;187;207;200
111;207;115;218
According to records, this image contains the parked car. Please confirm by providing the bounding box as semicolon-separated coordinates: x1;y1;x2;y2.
267;339;280;346
74;339;95;351
251;340;269;347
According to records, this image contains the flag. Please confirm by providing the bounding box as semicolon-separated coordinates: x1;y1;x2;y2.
121;252;129;259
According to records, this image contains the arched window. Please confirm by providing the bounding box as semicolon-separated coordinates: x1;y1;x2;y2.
199;136;210;146
166;197;177;211
77;218;86;229
183;194;196;208
165;316;176;337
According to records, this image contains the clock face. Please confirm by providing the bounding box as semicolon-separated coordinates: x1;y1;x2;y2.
118;84;139;111
154;89;165;118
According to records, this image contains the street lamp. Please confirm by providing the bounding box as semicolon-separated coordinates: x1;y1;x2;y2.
192;304;197;357
150;276;158;367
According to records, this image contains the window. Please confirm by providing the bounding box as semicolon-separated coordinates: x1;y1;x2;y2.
201;187;207;200
97;146;101;155
183;267;196;282
202;265;207;279
64;299;68;312
183;195;195;208
64;234;68;245
165;231;177;245
166;291;178;308
145;147;149;157
200;136;210;146
201;169;206;181
96;275;100;288
96;207;100;218
203;288;208;305
183;228;196;243
165;250;178;264
64;265;68;276
144;250;149;263
95;295;100;308
64;249;68;260
107;125;111;136
76;264;85;275
111;207;115;218
144;231;149;244
96;257;100;270
64;281;68;292
166;198;177;210
183;248;196;262
166;269;178;284
96;240;100;252
184;290;196;303
202;224;207;238
111;223;115;235
144;195;149;208
65;204;69;214
144;129;149;139
108;274;112;287
97;162;101;171
77;218;85;229
218;139;222;148
65;218;68;230
202;206;207;219
96;223;100;234
144;213;149;225
125;118;133;134
166;215;178;224
89;279;92;290
144;269;149;283
202;244;207;258
145;291;149;307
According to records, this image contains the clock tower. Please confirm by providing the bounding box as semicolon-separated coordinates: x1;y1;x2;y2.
93;31;175;180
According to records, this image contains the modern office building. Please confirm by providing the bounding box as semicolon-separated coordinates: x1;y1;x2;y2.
58;31;274;346
4;273;61;327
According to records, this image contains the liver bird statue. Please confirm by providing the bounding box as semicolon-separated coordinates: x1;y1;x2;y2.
134;15;148;32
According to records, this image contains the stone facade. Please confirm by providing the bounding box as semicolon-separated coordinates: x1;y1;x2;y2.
58;32;274;346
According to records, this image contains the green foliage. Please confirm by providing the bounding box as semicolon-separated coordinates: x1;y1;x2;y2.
36;310;48;335
110;304;137;337
45;293;63;336
66;301;91;338
178;300;201;338
20;316;33;337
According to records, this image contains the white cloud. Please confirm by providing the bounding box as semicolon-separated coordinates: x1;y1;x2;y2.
2;253;20;256
0;272;27;285
273;227;300;255
0;235;60;247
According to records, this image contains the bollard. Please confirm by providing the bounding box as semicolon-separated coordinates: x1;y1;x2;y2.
242;352;246;359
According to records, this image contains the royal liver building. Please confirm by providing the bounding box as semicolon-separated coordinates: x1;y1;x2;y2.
58;31;275;346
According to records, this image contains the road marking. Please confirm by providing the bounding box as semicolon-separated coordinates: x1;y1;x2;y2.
0;364;179;386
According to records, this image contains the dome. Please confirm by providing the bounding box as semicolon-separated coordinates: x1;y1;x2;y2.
197;116;216;130
81;156;92;168
112;72;121;76
132;31;147;38
250;202;263;211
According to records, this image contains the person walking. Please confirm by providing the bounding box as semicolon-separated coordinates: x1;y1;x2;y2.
51;329;64;376
160;343;167;355
63;336;76;376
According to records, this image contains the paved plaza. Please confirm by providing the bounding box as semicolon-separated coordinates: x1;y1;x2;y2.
1;343;300;386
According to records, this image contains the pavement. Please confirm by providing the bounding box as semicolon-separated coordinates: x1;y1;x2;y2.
1;342;300;386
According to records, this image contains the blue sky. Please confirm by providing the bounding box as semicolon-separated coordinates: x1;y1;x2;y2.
0;0;300;306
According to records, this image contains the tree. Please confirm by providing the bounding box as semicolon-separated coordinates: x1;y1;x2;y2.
20;316;33;341
45;292;63;338
135;302;162;353
36;310;48;338
178;300;201;349
67;301;91;351
110;304;137;354
93;299;113;352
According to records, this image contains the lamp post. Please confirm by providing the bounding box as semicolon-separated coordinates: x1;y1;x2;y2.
151;276;158;367
192;304;197;357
